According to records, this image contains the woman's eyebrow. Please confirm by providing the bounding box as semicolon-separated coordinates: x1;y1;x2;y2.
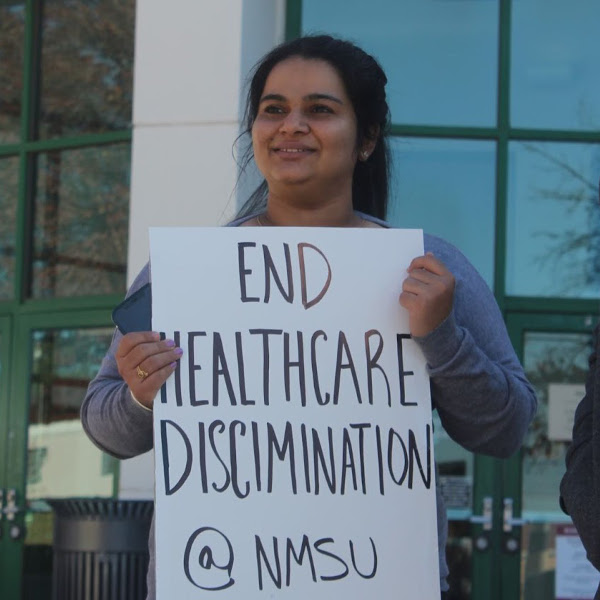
259;92;343;104
305;93;343;104
260;93;286;103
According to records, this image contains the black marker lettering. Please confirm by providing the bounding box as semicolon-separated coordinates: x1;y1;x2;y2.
311;330;330;405
286;535;317;586
208;420;231;493
184;527;235;590
238;242;259;302
267;422;297;494
263;243;294;303
365;329;391;406
229;420;250;499
396;333;416;406
350;538;377;579
255;536;282;590
314;538;349;581
188;331;208;406
298;242;332;309
212;332;237;406
160;419;192;495
284;331;306;406
333;332;363;405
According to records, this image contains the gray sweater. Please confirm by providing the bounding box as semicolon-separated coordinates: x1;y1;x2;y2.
81;225;537;598
560;325;600;599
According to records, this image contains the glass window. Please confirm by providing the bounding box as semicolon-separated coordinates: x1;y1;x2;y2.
0;1;25;143
506;141;600;298
511;0;600;131
388;137;496;288
0;156;19;300
38;0;135;139
302;0;499;126
27;327;117;500
31;143;130;298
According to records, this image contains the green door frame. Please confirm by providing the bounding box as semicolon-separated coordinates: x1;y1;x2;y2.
0;316;14;592
0;308;114;600
503;311;596;600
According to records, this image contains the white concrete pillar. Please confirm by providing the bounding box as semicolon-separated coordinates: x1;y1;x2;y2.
119;0;285;499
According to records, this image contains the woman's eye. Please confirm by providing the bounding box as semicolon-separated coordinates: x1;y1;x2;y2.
311;104;333;114
264;105;285;114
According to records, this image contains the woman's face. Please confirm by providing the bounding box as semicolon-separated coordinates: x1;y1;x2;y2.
251;57;360;199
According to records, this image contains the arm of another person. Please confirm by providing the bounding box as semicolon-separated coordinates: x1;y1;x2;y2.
560;328;600;570
403;240;537;458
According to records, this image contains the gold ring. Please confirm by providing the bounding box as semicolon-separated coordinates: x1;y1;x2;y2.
136;365;149;381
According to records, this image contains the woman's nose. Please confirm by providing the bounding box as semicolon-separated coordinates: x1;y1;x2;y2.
279;109;309;134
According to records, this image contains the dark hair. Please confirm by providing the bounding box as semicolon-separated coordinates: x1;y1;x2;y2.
236;35;391;220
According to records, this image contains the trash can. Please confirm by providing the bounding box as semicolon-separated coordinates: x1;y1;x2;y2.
48;498;153;600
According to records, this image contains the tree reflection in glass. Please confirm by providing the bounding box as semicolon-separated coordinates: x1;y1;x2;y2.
0;1;25;144
0;156;19;300
507;142;600;298
31;144;130;298
38;0;135;139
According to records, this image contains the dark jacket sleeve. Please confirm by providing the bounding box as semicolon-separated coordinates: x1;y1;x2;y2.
560;324;600;571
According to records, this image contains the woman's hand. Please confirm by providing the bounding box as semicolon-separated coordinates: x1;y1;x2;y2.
400;253;455;338
116;332;183;409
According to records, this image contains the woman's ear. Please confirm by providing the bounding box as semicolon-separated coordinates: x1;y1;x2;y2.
359;125;380;161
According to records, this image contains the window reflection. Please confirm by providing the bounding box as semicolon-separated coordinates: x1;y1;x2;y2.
31;143;130;298
0;1;24;143
302;0;499;126
0;156;18;300
520;331;592;599
28;327;117;499
388;138;496;288
511;0;600;131
39;0;135;139
506;141;600;298
521;331;590;516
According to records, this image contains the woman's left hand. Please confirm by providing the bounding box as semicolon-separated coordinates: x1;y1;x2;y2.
399;253;455;338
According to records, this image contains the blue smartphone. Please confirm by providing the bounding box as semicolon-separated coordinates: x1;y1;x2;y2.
111;283;152;334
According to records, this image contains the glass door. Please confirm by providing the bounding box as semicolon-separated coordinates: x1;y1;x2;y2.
434;414;499;600
0;310;118;599
504;312;599;600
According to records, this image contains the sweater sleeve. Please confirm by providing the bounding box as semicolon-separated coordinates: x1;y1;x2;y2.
560;326;600;570
413;236;537;458
80;263;155;459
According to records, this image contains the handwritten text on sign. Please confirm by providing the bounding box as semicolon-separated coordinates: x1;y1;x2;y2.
149;227;440;599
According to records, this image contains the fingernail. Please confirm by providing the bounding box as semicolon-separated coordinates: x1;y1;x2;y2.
169;362;177;369
165;339;175;347
174;347;183;356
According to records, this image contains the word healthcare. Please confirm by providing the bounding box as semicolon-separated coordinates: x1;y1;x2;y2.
157;240;433;502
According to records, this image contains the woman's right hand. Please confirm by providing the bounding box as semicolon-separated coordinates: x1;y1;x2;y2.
116;332;183;409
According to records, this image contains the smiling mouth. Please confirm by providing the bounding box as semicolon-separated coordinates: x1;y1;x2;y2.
273;148;314;153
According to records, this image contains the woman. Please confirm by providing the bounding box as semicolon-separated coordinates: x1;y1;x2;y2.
82;35;537;599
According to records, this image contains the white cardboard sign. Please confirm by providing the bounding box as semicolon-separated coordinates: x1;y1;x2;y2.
149;227;440;599
548;383;585;442
556;524;600;599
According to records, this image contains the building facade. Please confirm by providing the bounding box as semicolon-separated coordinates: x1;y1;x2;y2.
0;1;599;599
